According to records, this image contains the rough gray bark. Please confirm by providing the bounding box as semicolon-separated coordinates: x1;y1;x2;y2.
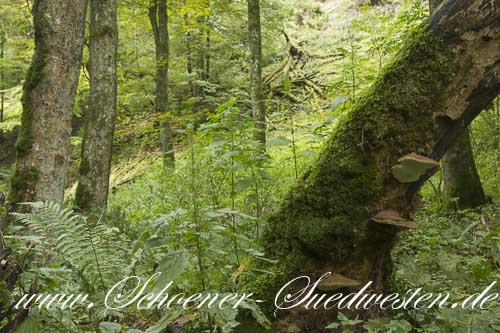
75;0;118;216
9;0;88;207
255;1;500;331
149;0;175;168
248;0;266;151
430;0;486;210
442;129;486;208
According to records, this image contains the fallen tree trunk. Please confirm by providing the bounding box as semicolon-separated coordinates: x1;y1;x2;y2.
255;1;500;331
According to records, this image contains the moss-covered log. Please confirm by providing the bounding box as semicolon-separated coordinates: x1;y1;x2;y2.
431;0;486;211
9;0;88;206
255;1;500;331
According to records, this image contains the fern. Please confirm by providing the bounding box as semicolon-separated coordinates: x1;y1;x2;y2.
14;202;130;292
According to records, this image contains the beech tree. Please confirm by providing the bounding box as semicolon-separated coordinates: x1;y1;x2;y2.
9;0;88;207
75;0;119;216
149;0;175;167
255;0;500;330
0;30;5;126
248;0;266;151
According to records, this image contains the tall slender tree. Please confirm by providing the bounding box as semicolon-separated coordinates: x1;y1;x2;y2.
248;0;266;151
149;0;175;167
9;0;88;207
430;0;486;209
0;29;5;125
75;0;118;216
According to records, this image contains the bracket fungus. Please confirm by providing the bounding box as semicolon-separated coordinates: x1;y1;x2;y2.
391;153;439;183
317;274;361;292
370;209;417;229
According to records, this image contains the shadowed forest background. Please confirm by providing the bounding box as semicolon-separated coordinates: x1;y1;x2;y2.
1;0;500;332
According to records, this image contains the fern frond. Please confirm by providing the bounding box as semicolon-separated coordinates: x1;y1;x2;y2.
14;202;130;291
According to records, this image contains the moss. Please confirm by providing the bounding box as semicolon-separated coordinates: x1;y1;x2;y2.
252;24;460;313
75;184;93;211
8;7;49;205
9;166;39;204
16;46;47;157
0;281;11;309
79;157;91;177
297;216;355;255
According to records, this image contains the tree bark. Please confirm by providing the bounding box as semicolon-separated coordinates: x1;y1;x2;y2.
0;30;5;125
248;0;266;152
149;0;175;168
429;0;486;210
255;1;500;331
9;0;88;206
429;0;442;12
204;27;211;81
75;0;118;216
186;30;194;96
442;129;486;209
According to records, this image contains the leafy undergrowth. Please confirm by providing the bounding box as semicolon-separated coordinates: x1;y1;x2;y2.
389;202;500;333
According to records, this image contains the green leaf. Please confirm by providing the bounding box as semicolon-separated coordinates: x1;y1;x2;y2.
152;251;188;293
337;312;349;321
15;316;39;333
144;309;182;333
99;322;122;333
283;72;291;93
330;95;349;111
325;322;340;329
267;136;291;147
337;312;363;326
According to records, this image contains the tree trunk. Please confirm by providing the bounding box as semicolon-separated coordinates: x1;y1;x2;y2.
255;1;500;331
186;30;194;96
248;0;266;152
205;27;211;81
0;30;5;125
9;0;88;207
149;0;174;168
75;0;118;217
442;130;486;209
429;0;441;13
429;0;486;210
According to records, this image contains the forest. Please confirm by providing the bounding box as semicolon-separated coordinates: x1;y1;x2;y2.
0;0;500;332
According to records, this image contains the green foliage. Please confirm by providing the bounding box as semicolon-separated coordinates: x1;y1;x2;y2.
472;99;500;201
326;312;364;332
393;203;500;332
8;196;269;332
13;202;129;290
